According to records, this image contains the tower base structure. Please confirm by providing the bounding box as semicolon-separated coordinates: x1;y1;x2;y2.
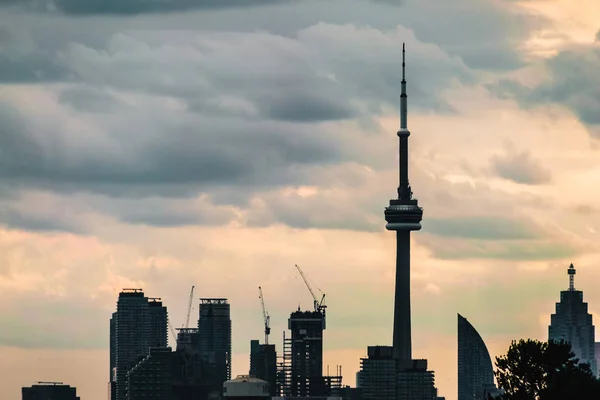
359;346;441;400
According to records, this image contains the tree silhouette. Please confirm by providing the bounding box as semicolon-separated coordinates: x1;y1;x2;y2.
494;339;600;400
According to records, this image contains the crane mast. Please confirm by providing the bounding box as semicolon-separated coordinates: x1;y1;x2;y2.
294;264;326;314
258;286;271;344
184;285;195;329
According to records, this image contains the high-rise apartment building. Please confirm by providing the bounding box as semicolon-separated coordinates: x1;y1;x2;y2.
149;298;168;348
110;289;169;400
22;382;80;400
127;347;174;400
396;359;438;400
359;346;397;400
549;264;597;374
198;298;232;387
250;340;277;396
457;314;495;400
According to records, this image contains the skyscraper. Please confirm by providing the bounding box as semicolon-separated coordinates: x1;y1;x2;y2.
148;298;168;348
288;309;327;397
457;314;495;400
127;347;174;400
549;264;597;374
111;289;169;400
198;298;232;387
359;346;397;400
384;43;423;363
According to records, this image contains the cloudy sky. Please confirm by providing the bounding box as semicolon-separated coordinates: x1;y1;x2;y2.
1;0;600;399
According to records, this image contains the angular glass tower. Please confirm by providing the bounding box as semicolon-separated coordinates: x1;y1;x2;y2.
549;263;597;374
457;314;495;400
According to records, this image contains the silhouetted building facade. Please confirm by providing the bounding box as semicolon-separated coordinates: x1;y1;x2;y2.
396;359;438;400
198;298;232;390
126;347;174;400
359;346;439;400
172;328;217;400
458;314;495;400
111;289;169;400
22;382;80;400
596;342;600;376
149;298;169;348
289;309;327;397
549;264;597;375
339;386;362;400
250;340;278;396
359;346;396;400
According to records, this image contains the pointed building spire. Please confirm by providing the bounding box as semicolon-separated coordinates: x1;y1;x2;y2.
397;42;412;200
568;263;576;291
400;43;408;131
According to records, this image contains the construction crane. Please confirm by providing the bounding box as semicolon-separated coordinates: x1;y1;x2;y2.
294;264;326;314
168;321;178;346
258;286;271;344
184;285;195;329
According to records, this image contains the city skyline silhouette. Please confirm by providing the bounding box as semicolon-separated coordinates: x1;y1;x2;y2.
2;0;600;399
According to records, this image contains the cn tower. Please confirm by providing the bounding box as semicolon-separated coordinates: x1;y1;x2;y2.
384;43;423;362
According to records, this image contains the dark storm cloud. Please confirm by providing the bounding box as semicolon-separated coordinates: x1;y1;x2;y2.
490;147;552;185
490;41;600;137
426;216;544;240
0;99;344;194
102;197;238;227
1;208;87;234
58;86;125;113
0;0;293;14
0;27;69;83
259;91;356;122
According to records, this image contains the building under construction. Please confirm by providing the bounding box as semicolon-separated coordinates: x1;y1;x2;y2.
274;265;342;397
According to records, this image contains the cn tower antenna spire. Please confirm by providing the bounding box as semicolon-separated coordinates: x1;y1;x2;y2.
401;43;407;131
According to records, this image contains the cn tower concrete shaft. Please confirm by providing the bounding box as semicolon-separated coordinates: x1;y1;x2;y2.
384;43;423;362
394;230;412;361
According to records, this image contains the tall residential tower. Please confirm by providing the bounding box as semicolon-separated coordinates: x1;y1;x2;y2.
457;314;496;400
110;289;168;400
384;43;424;363
198;298;232;387
549;264;597;374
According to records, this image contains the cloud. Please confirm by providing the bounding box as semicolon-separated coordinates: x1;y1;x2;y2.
490;40;600;138
0;0;294;14
0;96;347;195
426;216;544;240
422;235;579;261
0;21;472;207
58;86;125;113
490;144;552;184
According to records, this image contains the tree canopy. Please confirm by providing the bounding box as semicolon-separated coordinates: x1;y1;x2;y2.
494;339;600;400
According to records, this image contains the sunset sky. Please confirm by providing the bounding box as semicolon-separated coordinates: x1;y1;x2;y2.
1;1;600;399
